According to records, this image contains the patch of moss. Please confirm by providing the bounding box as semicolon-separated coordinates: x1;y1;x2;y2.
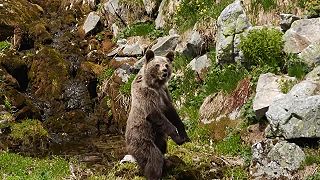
105;162;142;179
28;47;69;100
10;119;48;144
98;67;115;84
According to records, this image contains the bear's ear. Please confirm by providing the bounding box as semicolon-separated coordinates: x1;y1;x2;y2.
166;51;174;62
145;50;155;63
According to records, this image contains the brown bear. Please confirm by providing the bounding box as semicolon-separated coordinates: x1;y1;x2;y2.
125;50;190;180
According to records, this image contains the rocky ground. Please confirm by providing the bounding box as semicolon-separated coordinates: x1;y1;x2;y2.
1;0;320;179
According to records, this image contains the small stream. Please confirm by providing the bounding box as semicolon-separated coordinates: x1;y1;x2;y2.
50;134;126;171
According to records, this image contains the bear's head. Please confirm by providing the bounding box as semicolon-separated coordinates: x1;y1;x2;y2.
143;50;174;88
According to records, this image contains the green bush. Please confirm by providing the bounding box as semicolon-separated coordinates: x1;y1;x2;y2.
117;22;167;40
239;28;285;71
204;63;248;95
286;54;310;80
174;0;233;32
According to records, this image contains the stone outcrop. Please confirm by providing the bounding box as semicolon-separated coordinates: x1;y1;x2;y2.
283;18;320;54
187;54;211;75
82;12;101;35
216;0;251;64
253;73;296;119
250;139;305;179
155;0;180;29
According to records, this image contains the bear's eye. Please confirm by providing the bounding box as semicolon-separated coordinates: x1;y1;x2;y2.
165;64;169;68
155;64;160;68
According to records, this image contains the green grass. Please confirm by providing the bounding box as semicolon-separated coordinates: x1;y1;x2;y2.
98;67;115;84
174;0;234;32
119;74;136;96
224;166;249;180
215;133;251;158
279;78;297;94
0;151;70;179
286;54;310;80
117;22;167;40
0;40;11;52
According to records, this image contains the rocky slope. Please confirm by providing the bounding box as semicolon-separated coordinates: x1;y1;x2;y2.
1;0;320;179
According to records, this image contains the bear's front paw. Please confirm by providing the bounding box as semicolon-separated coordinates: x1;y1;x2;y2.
176;136;190;145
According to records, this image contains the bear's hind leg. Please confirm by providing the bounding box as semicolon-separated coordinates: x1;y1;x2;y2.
144;143;164;180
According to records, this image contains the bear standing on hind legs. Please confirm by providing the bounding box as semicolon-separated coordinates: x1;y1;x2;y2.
125;50;190;180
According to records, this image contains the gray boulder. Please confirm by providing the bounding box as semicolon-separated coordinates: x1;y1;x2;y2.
143;0;160;15
288;80;319;98
299;41;320;67
266;94;320;139
216;0;251;64
306;65;320;81
155;0;180;29
151;33;179;56
250;139;305;179
284;18;320;54
280;14;301;31
175;30;205;58
253;73;296;119
187;54;211;74
82;12;100;34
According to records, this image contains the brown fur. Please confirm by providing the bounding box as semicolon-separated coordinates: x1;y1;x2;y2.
125;50;190;180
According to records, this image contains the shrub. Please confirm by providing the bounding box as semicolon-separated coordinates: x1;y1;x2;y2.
117;22;167;40
239;28;285;71
286;54;310;80
174;0;233;32
204;63;248;95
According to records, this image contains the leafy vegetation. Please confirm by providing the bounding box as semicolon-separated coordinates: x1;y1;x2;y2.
174;0;233;32
98;67;115;84
279;77;297;94
215;133;251;158
119;74;136;96
0;151;70;179
224;166;249;180
0;41;11;52
239;28;285;71
305;0;320;17
286;54;310;80
117;22;167;40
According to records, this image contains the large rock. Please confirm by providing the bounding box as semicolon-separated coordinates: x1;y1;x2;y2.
175;30;205;58
299;41;320;67
288;80;319;98
151;33;179;56
216;0;251;64
103;0;147;27
82;12;101;34
306;65;320;81
253;73;296;119
266;94;320;139
107;39;144;57
155;0;180;29
143;0;160;15
250;139;305;179
199;78;250;139
187;54;211;75
283;18;320;54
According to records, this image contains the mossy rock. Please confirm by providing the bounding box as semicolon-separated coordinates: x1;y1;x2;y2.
28;47;69;100
0;0;42;40
44;110;97;135
29;22;52;45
